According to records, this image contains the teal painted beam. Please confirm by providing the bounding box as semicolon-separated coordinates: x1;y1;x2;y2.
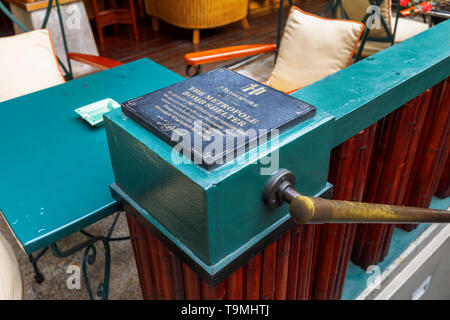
291;19;450;147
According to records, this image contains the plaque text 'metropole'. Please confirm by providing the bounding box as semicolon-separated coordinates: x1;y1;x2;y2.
121;68;316;170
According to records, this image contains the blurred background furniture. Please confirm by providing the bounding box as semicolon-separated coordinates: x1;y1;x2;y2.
248;0;278;15
0;29;65;102
4;0;100;77
400;0;450;25
144;0;250;45
332;0;429;58
0;28;122;100
185;7;363;92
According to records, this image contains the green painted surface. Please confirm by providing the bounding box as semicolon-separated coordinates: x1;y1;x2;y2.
0;59;183;254
342;196;450;300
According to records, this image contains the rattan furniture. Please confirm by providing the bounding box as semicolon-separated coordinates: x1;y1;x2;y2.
144;0;249;44
90;0;139;45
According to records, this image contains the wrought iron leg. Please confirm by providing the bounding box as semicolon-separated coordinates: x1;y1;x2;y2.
27;212;129;300
28;247;49;284
50;237;111;300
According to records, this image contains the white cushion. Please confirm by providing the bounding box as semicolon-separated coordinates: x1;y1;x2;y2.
393;17;428;42
0;233;22;300
267;7;363;92
359;17;428;56
0;29;65;103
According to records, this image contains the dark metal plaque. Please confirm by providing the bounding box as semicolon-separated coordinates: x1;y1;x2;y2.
121;68;316;170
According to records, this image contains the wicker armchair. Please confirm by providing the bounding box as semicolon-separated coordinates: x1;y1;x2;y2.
144;0;249;44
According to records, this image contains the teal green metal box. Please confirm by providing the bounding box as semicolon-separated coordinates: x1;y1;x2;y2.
105;107;334;283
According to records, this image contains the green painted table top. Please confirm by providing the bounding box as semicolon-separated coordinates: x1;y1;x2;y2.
0;58;184;254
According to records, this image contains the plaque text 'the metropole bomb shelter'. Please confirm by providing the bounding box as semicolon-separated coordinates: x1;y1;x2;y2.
121;68;316;170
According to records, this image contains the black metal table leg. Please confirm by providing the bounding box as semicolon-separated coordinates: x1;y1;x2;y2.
28;247;49;284
27;212;130;300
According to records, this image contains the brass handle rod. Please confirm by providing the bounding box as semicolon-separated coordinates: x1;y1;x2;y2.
282;186;450;224
263;169;450;224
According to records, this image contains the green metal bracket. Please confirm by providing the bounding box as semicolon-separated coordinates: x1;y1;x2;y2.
292;19;450;147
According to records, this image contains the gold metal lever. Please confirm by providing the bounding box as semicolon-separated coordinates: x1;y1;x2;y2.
263;169;450;224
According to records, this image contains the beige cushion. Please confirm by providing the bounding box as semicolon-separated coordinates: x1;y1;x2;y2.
0;29;65;103
338;0;392;38
359;17;428;56
0;233;22;300
393;17;428;42
267;7;363;92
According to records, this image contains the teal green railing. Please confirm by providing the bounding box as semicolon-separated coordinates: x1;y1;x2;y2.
324;0;403;61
